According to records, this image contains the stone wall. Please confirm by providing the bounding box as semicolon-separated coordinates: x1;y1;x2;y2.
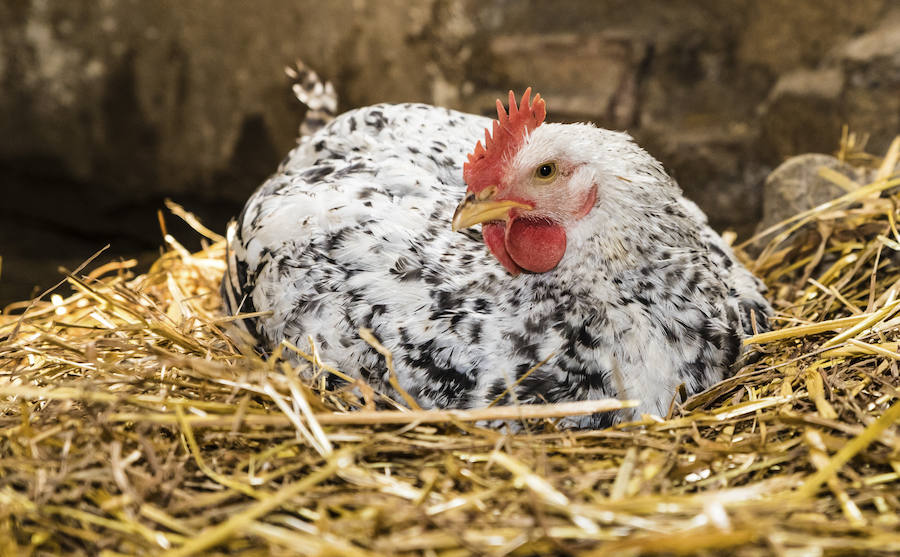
1;0;898;304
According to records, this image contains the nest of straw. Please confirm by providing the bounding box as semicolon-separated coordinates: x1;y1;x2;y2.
1;135;899;556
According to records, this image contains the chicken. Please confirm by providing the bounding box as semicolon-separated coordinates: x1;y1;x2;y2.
222;66;771;427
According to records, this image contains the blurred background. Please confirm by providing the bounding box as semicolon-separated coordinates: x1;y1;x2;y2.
1;0;898;306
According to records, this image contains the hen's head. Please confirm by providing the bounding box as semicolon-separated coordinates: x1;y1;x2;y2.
453;89;602;275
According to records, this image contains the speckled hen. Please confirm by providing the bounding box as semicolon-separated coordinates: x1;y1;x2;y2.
222;65;771;427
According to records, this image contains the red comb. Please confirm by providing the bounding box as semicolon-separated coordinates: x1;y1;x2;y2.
463;88;546;193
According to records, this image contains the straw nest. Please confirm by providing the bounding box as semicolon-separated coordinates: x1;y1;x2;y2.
2;134;899;556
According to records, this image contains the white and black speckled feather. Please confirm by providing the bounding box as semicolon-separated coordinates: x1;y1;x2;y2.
223;79;771;427
284;60;337;138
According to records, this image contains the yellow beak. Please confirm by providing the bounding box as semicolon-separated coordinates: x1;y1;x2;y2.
451;188;533;232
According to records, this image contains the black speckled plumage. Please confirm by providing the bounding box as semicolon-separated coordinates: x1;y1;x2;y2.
222;71;771;427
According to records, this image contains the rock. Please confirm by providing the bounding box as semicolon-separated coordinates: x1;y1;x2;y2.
835;13;900;155
757;68;846;164
736;0;889;73
757;154;865;234
757;11;900;165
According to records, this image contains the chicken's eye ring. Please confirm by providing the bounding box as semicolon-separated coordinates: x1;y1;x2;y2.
534;161;558;182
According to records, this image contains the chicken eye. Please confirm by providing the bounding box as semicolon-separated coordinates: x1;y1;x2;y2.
534;162;558;181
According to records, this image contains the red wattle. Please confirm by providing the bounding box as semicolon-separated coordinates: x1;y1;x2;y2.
483;223;522;275
505;218;567;273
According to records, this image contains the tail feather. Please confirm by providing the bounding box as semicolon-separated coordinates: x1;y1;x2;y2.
285;60;338;137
